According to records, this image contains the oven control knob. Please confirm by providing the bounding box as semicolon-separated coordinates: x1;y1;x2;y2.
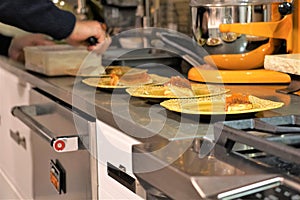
52;137;79;152
54;140;66;151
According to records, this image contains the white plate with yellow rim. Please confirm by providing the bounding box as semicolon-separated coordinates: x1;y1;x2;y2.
82;74;170;90
160;95;284;115
126;84;230;100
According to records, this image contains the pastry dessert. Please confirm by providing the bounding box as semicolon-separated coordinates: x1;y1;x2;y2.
119;68;152;86
105;66;131;76
225;93;253;112
164;76;194;97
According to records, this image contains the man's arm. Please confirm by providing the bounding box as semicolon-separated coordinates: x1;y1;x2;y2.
0;0;76;40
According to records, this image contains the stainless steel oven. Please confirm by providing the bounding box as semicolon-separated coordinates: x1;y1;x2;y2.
11;88;97;200
133;115;300;199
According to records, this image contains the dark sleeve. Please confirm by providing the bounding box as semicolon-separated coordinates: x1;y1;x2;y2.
0;0;76;40
0;34;12;57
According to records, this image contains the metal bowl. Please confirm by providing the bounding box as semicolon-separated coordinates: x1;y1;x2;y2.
190;0;288;69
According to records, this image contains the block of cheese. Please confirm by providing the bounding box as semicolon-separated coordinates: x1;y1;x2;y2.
264;54;300;75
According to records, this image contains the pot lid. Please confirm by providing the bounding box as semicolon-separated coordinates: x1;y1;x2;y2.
190;0;285;6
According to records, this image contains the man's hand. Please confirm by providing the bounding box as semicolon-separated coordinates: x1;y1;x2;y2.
8;34;54;62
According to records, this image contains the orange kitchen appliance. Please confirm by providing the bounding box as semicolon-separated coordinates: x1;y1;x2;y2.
207;2;293;70
188;0;298;84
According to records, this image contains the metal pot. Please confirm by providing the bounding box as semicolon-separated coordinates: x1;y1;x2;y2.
190;0;293;69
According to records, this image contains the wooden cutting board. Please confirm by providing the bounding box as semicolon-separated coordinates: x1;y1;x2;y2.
264;54;300;75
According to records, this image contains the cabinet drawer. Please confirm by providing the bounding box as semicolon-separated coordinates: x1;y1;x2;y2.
96;120;143;199
0;67;32;199
96;120;140;177
4;119;33;199
98;164;143;199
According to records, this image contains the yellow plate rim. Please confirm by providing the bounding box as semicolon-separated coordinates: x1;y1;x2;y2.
82;74;170;89
160;95;284;115
126;85;230;99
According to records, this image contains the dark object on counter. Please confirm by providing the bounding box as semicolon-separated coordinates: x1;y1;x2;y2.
277;74;300;94
86;36;98;46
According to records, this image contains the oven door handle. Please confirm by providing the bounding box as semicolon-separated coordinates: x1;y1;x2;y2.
11;105;85;153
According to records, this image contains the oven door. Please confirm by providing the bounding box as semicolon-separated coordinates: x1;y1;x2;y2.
11;88;96;200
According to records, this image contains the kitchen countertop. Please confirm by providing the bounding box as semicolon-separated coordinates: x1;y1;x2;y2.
1;56;300;143
2;56;300;199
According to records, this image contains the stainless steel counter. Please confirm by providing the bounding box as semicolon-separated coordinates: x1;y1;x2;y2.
1;56;299;142
2;56;300;199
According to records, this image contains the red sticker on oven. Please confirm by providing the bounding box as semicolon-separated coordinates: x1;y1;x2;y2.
53;140;65;151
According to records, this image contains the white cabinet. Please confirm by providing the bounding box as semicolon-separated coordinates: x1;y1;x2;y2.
96;120;145;199
0;67;33;199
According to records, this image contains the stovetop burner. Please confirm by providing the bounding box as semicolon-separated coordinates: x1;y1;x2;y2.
257;156;300;176
214;115;300;167
212;115;300;199
133;115;300;200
